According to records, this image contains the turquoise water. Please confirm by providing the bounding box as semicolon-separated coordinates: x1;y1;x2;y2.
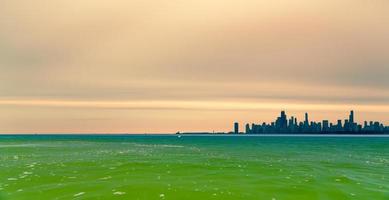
0;135;388;199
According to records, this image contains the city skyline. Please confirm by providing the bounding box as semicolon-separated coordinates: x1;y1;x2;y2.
232;110;389;134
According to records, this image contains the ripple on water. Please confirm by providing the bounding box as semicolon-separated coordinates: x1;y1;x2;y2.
134;144;184;148
74;192;85;197
1;135;389;200
0;144;59;148
113;191;126;195
99;176;112;180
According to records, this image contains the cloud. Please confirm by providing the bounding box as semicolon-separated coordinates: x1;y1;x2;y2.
0;0;388;132
1;99;388;112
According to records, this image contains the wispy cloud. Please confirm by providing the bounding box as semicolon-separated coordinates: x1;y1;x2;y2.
1;99;388;112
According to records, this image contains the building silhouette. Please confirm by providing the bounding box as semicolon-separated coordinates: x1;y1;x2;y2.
234;122;239;134
241;110;389;134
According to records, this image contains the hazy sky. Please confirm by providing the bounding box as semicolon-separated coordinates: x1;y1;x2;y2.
1;0;388;133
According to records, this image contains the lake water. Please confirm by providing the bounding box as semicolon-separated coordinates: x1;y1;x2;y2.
0;134;388;199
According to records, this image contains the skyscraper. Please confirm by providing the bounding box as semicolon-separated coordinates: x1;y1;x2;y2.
245;123;251;134
304;112;309;132
234;122;239;134
304;113;309;125
280;111;287;129
349;110;354;124
337;120;342;131
322;120;329;132
349;110;355;131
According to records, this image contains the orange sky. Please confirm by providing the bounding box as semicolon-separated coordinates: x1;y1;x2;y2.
0;0;388;133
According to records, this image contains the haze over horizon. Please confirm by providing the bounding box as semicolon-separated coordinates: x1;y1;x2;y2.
1;0;388;133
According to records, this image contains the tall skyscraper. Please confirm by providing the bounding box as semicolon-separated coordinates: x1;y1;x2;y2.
234;122;239;134
280;111;287;129
349;110;354;124
349;110;355;131
303;113;309;132
304;113;309;125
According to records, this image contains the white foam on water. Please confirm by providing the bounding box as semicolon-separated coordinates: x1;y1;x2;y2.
0;144;33;148
134;144;184;148
74;192;85;197
159;144;184;148
26;162;37;168
0;144;59;148
113;191;126;195
99;176;112;180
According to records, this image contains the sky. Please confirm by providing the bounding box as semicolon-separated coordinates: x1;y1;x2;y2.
0;0;388;133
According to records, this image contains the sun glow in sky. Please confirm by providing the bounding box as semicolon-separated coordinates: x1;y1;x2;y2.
1;0;388;133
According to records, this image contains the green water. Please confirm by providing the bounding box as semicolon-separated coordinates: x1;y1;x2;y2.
0;135;388;200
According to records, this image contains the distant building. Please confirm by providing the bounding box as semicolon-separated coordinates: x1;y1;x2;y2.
280;111;287;129
304;113;309;125
349;110;354;124
337;120;342;131
322;120;329;132
245;124;251;134
234;122;239;134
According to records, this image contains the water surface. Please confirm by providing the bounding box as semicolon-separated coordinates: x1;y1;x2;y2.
0;134;388;199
